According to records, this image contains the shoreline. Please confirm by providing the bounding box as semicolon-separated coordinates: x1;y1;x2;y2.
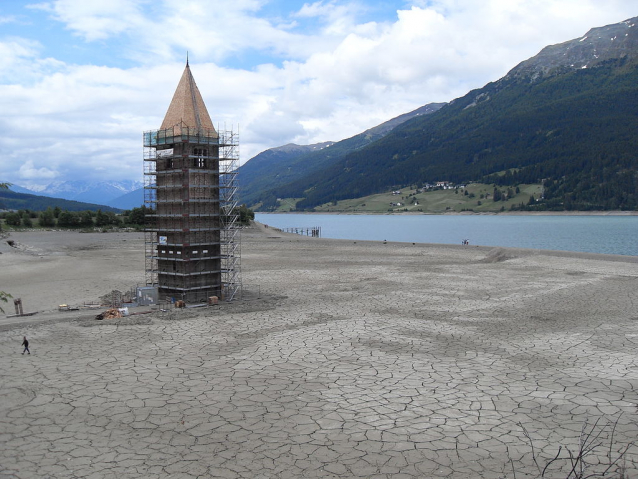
258;221;638;263
257;210;638;216
254;215;638;258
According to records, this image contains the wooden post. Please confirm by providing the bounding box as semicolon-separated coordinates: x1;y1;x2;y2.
14;298;23;316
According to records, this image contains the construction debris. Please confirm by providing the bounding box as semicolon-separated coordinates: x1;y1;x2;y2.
94;307;131;320
95;308;122;321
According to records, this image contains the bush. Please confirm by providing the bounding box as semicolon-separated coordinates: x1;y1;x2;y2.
39;208;56;227
58;211;81;227
238;205;255;225
5;212;21;226
79;211;94;227
95;210;121;227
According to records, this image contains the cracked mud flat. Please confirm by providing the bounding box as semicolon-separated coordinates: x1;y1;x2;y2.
1;224;638;478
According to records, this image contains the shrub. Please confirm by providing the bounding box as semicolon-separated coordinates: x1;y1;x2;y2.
5;212;21;226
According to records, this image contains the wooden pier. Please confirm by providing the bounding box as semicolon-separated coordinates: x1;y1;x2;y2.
281;227;321;237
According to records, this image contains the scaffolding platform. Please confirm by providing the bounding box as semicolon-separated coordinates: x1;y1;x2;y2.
143;124;241;302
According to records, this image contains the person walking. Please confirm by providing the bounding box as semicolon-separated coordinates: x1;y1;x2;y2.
21;336;30;355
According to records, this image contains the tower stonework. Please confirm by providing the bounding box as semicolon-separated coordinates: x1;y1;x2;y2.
143;63;240;303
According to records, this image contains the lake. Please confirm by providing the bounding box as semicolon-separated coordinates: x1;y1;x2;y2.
255;213;638;257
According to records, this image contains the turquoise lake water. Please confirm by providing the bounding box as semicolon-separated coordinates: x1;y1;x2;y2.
255;213;638;257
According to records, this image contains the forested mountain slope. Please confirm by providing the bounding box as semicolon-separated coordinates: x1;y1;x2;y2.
238;142;333;206
240;103;444;207
270;17;638;211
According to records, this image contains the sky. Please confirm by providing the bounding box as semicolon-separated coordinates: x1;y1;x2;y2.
0;0;636;190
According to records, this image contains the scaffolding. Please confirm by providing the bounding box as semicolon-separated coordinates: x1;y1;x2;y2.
143;124;241;302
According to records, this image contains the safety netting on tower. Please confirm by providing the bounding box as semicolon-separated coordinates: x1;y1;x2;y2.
142;124;241;303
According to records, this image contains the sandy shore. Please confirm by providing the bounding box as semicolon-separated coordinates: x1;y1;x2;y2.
258;210;638;215
1;224;637;478
0;230;146;314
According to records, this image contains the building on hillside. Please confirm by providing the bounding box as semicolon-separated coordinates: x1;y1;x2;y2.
143;61;241;303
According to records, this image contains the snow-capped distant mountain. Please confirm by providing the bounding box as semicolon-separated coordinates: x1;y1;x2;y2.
17;180;144;206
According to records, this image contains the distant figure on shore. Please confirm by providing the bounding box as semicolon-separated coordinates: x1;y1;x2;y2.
21;336;30;355
462;239;470;246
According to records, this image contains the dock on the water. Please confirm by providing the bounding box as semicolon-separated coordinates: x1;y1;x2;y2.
280;227;321;237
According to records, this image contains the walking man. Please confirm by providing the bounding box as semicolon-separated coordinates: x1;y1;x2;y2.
21;336;30;355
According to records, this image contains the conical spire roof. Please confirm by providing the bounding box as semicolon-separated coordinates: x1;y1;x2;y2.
161;62;216;134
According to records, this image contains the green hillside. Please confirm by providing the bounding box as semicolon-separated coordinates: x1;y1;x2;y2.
274;183;543;214
238;142;333;207
252;18;638;212
290;58;638;211
241;103;444;208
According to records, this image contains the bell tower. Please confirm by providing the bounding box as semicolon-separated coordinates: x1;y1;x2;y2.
143;62;240;303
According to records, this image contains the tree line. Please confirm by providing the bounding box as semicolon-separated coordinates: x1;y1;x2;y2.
0;206;144;230
1;205;255;230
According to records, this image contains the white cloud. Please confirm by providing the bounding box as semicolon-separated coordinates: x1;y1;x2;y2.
0;15;17;25
31;0;328;63
1;0;637;189
18;160;59;180
0;37;66;84
295;1;368;35
30;0;148;41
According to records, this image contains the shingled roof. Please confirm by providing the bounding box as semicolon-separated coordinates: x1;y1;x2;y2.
160;62;216;134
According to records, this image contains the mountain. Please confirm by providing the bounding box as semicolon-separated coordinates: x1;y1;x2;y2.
271;17;638;212
238;142;334;205
107;188;145;210
0;188;121;213
4;184;36;195
22;180;143;205
239;103;445;207
509;17;638;79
